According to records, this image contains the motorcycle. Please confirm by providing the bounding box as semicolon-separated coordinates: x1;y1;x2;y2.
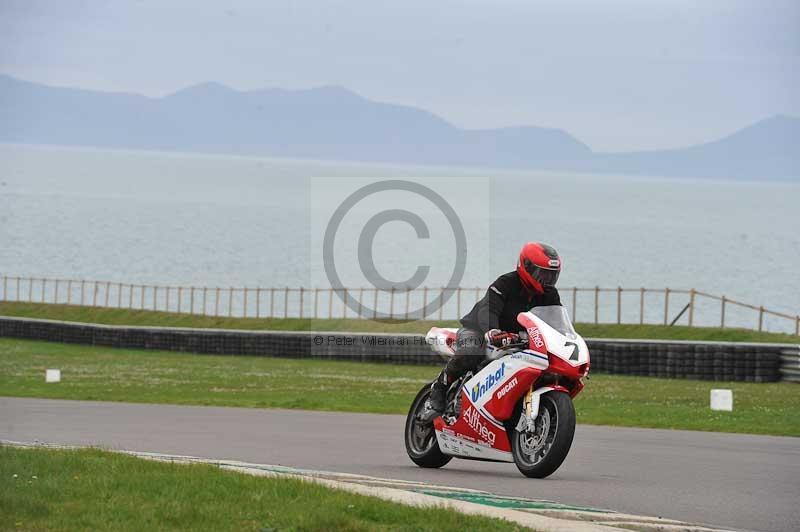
404;305;590;478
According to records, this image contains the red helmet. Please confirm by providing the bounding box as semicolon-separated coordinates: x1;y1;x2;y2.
517;242;561;293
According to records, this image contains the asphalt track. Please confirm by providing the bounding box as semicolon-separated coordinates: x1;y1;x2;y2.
2;398;798;532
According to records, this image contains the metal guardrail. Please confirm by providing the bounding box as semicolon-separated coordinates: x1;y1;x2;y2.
779;346;800;383
0;316;793;382
0;275;798;335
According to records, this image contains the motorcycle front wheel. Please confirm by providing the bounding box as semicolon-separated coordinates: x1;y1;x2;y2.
404;383;452;468
510;391;575;478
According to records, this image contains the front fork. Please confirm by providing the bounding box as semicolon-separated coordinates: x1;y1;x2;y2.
515;386;563;432
515;387;538;432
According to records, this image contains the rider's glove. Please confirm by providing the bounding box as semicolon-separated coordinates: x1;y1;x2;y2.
485;329;520;348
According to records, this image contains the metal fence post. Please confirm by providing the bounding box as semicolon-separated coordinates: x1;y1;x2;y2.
202;287;207;316
104;281;111;307
166;287;171;312
438;288;444;320
283;288;289;318
639;287;645;325
128;284;133;309
572;287;577;322
16;277;21;302
720;296;726;328
117;282;123;308
80;280;85;306
594;286;599;324
796;315;799;336
358;287;364;318
663;288;670;325
270;288;275;318
456;287;461;319
40;278;46;303
94;281;100;307
228;288;234;317
190;287;195;315
178;287;183;313
154;286;159;310
243;288;248;318
54;279;60;304
28;277;33;302
300;287;304;319
67;280;72;305
758;306;764;332
405;288;410;320
616;286;622;324
256;288;261;318
215;287;220;316
688;289;696;326
327;288;333;319
342;288;348;319
389;286;396;320
1;276;6;302
423;287;429;320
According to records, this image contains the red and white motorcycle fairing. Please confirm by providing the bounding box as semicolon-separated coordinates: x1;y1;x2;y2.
424;307;589;462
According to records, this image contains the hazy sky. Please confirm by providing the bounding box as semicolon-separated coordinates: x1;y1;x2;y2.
1;0;798;151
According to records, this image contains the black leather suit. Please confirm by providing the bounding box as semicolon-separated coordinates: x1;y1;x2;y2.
439;270;561;384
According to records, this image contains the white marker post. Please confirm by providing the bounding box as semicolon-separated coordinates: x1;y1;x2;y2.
45;369;61;383
710;389;733;411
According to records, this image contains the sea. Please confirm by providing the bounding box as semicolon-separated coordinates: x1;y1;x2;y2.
1;144;798;332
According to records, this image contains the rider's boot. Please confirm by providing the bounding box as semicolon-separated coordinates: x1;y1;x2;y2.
428;381;447;414
420;370;449;421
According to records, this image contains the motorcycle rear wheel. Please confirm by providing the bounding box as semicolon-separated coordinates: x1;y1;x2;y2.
404;383;452;468
511;391;575;478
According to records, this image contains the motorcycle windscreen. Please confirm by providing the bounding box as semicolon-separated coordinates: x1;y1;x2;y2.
529;305;578;340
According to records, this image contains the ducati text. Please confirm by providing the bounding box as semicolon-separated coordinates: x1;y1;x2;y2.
496;377;518;399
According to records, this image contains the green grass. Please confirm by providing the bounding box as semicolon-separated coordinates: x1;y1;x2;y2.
573;323;799;344
1;302;798;343
1;338;798;436
0;446;525;532
0;338;427;414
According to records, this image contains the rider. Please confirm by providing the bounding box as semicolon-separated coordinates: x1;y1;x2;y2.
427;242;562;415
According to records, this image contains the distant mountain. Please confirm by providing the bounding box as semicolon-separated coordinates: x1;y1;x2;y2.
0;74;797;181
589;115;800;181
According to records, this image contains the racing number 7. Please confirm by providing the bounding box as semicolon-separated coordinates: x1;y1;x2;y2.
565;341;580;361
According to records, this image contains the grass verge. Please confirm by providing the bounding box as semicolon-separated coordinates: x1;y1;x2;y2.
1;338;798;436
0;446;524;531
1;301;798;343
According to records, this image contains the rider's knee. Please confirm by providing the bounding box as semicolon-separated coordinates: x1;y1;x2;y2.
455;327;484;355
